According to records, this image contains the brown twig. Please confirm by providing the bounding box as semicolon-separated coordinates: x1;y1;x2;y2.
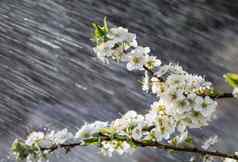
215;93;234;99
133;140;238;160
41;135;238;160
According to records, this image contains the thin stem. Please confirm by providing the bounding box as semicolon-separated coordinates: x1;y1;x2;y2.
215;93;234;99
142;65;234;99
41;137;99;152
133;140;238;160
143;65;154;76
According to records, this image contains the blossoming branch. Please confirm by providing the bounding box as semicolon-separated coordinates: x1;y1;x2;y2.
11;17;238;162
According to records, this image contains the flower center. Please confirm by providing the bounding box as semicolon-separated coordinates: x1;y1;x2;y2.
202;102;208;108
132;56;141;64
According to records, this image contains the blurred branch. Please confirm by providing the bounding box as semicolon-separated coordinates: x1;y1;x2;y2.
41;134;238;160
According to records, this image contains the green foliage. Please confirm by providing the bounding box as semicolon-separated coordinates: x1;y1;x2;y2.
11;139;30;160
224;73;238;88
193;87;221;98
11;139;46;161
184;136;193;145
92;17;110;45
100;127;116;135
84;138;99;146
103;16;109;33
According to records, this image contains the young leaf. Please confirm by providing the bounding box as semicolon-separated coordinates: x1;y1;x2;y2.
224;73;238;88
92;23;105;39
103;16;109;33
91;17;110;45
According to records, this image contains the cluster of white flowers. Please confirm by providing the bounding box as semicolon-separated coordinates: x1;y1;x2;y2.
75;121;108;138
101;140;131;157
93;27;137;64
147;64;218;142
12;19;238;162
12;129;74;162
46;129;74;145
93;25;161;71
92;23;219;151
12;119;133;160
25;132;45;146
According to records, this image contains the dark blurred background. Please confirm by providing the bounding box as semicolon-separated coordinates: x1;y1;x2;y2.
0;0;238;161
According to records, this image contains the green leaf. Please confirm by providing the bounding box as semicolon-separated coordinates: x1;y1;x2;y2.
100;127;116;135
224;73;238;88
11;139;30;160
103;16;109;33
185;136;193;145
92;23;105;39
127;139;138;148
170;137;177;145
91;17;110;45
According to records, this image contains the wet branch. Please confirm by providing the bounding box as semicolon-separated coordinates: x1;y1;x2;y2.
41;135;238;160
215;93;234;99
134;140;238;160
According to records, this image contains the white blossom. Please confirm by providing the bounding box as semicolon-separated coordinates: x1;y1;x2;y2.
174;97;191;114
185;74;211;89
101;141;114;157
194;96;217;117
202;135;218;150
116;141;131;155
111;111;144;132
142;71;150;92
223;152;238;162
151;77;166;96
177;120;189;133
75;121;108;138
189;111;209;128
93;44;112;63
155;63;185;77
25;132;45;146
155;113;176;141
170;130;188;144
93;26;137;63
233;87;238;98
125;46;148;71
150;100;165;113
224;158;237;162
48;129;73;145
163;86;184;103
190;156;196;162
224;153;238;162
144;55;161;70
26;154;48;162
166;74;186;88
144;110;157;127
101;140;132;156
108;27;137;47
